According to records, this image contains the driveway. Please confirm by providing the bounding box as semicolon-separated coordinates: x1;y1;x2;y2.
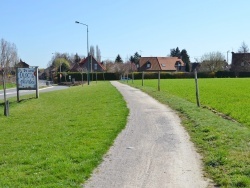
83;81;213;188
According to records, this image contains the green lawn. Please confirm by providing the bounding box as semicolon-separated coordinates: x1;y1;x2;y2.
132;78;250;127
0;82;128;187
126;78;250;188
0;83;16;89
1;79;250;187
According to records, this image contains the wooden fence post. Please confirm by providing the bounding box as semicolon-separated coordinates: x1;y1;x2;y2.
142;71;144;86
158;71;161;91
194;69;200;107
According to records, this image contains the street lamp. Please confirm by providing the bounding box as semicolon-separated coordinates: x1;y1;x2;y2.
75;21;90;85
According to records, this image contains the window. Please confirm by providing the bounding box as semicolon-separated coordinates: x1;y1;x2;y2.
241;62;245;67
161;64;166;67
175;61;182;71
146;61;151;68
94;64;98;70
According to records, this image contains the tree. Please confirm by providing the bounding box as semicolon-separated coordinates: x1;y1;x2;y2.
103;59;114;73
129;52;141;65
199;51;227;72
90;45;95;57
96;45;101;62
53;58;70;72
76;64;87;86
49;52;72;68
0;38;18;115
115;54;123;63
180;49;191;72
73;53;81;64
238;41;249;53
170;47;181;58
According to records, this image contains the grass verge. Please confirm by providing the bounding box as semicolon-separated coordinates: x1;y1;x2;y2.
0;83;16;89
0;82;128;187
126;80;250;188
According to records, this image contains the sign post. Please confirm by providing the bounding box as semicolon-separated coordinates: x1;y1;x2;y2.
16;67;39;102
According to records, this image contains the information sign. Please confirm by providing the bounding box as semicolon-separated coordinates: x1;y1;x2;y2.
16;66;39;102
17;67;37;89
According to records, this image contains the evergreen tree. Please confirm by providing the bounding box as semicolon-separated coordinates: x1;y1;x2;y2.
96;45;101;62
115;54;123;63
180;49;191;72
74;53;81;64
90;46;95;57
129;52;141;65
170;47;181;58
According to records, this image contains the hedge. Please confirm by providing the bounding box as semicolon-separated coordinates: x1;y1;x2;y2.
56;71;250;83
58;72;118;82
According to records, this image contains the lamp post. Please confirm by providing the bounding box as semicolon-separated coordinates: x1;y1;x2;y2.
75;21;90;85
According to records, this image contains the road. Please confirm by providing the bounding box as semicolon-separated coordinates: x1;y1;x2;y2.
83;81;213;188
0;80;69;101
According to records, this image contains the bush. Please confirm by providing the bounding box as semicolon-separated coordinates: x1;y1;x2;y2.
216;71;237;78
238;72;250;78
57;71;250;82
58;72;118;82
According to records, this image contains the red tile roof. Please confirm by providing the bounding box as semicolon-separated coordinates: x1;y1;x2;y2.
79;55;106;71
139;57;185;71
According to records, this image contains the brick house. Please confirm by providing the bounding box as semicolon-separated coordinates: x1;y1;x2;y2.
231;52;250;72
71;55;106;72
138;57;185;72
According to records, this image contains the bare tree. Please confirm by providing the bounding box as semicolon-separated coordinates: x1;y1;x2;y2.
0;38;18;115
76;64;87;86
238;41;249;53
103;59;114;73
199;51;227;72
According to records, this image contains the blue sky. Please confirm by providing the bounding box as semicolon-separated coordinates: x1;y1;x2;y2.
1;0;249;68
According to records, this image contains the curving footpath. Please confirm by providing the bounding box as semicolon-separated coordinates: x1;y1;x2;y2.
83;81;213;188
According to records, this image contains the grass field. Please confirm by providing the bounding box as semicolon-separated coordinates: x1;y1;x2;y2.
1;79;249;187
0;82;128;187
0;83;16;89
131;78;250;127
126;78;250;187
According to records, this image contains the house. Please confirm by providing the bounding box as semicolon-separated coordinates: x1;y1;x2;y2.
15;59;29;68
138;57;185;72
231;52;250;72
71;55;106;72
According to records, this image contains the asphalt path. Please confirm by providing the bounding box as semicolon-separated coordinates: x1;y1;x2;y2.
0;81;69;101
83;81;213;188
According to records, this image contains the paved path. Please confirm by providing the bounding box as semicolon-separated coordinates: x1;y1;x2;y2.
83;81;212;188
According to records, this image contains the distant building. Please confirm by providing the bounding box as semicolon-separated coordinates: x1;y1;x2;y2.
71;55;106;72
15;59;29;68
138;57;185;72
231;52;250;72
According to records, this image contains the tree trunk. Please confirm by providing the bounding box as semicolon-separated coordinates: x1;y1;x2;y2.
2;70;8;116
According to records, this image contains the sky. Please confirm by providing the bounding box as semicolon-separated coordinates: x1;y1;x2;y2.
1;0;250;68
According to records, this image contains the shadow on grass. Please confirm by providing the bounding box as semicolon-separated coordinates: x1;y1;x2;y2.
0;97;37;106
